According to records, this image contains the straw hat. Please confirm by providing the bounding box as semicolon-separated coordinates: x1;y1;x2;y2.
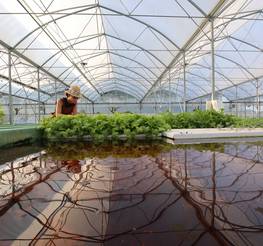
65;85;81;98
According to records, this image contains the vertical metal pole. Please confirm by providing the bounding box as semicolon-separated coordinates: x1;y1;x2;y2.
139;102;142;114
37;69;40;122
169;68;171;112
8;50;13;125
235;86;238;116
244;102;247;118
92;102;95;114
256;79;260;118
154;88;157;114
25;100;28;122
55;80;57;103
183;52;187;112
211;19;216;102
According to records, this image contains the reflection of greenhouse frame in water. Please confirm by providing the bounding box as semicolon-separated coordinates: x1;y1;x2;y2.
0;143;262;245
158;145;263;246
0;152;184;244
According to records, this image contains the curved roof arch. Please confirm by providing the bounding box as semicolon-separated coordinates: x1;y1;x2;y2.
96;89;138;102
13;3;180;49
1;0;263;103
39;33;168;69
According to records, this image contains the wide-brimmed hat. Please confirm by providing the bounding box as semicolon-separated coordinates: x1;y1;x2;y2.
65;85;81;98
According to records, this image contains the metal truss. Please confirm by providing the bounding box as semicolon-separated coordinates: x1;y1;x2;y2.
0;0;263;108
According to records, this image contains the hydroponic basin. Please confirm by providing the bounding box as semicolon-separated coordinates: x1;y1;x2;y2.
0;140;262;245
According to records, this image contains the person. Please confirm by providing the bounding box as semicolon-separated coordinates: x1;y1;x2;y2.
54;85;81;116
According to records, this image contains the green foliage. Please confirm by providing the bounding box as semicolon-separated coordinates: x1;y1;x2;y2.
160;110;237;129
40;110;263;142
234;117;263;128
40;113;170;140
0;105;4;124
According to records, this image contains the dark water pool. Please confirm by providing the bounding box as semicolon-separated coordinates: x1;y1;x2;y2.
0;141;262;246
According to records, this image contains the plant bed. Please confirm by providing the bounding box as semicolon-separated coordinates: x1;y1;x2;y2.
40;113;170;142
40;110;263;143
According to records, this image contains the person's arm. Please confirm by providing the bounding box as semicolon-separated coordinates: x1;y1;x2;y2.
55;99;63;116
72;105;77;115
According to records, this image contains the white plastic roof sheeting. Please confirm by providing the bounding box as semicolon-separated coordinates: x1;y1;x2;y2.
0;0;263;103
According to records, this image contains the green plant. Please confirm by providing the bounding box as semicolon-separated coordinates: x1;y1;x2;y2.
40;110;262;143
234;117;263;128
0;105;4;124
40;113;170;141
160;110;237;129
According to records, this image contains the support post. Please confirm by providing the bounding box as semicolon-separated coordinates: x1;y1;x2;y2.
183;52;187;112
25;100;28;122
92;102;95;114
244;102;247;118
154;88;157;114
37;69;41;122
256;79;260;118
8;50;13;125
169;68;171;112
55;80;57;103
235;86;238;116
211;18;216;102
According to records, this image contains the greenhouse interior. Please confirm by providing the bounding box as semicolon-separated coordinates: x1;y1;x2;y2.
0;0;263;245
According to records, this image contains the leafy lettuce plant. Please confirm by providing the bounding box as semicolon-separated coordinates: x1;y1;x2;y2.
0;105;4;124
40;113;170;141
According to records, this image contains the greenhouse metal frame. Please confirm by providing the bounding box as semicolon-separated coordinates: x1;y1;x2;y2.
0;0;263;124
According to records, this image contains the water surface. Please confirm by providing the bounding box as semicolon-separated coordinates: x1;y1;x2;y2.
0;141;262;245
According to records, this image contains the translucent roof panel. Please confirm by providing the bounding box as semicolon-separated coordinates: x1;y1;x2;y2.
1;0;263;103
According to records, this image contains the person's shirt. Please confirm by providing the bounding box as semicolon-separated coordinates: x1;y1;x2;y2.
55;97;77;116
